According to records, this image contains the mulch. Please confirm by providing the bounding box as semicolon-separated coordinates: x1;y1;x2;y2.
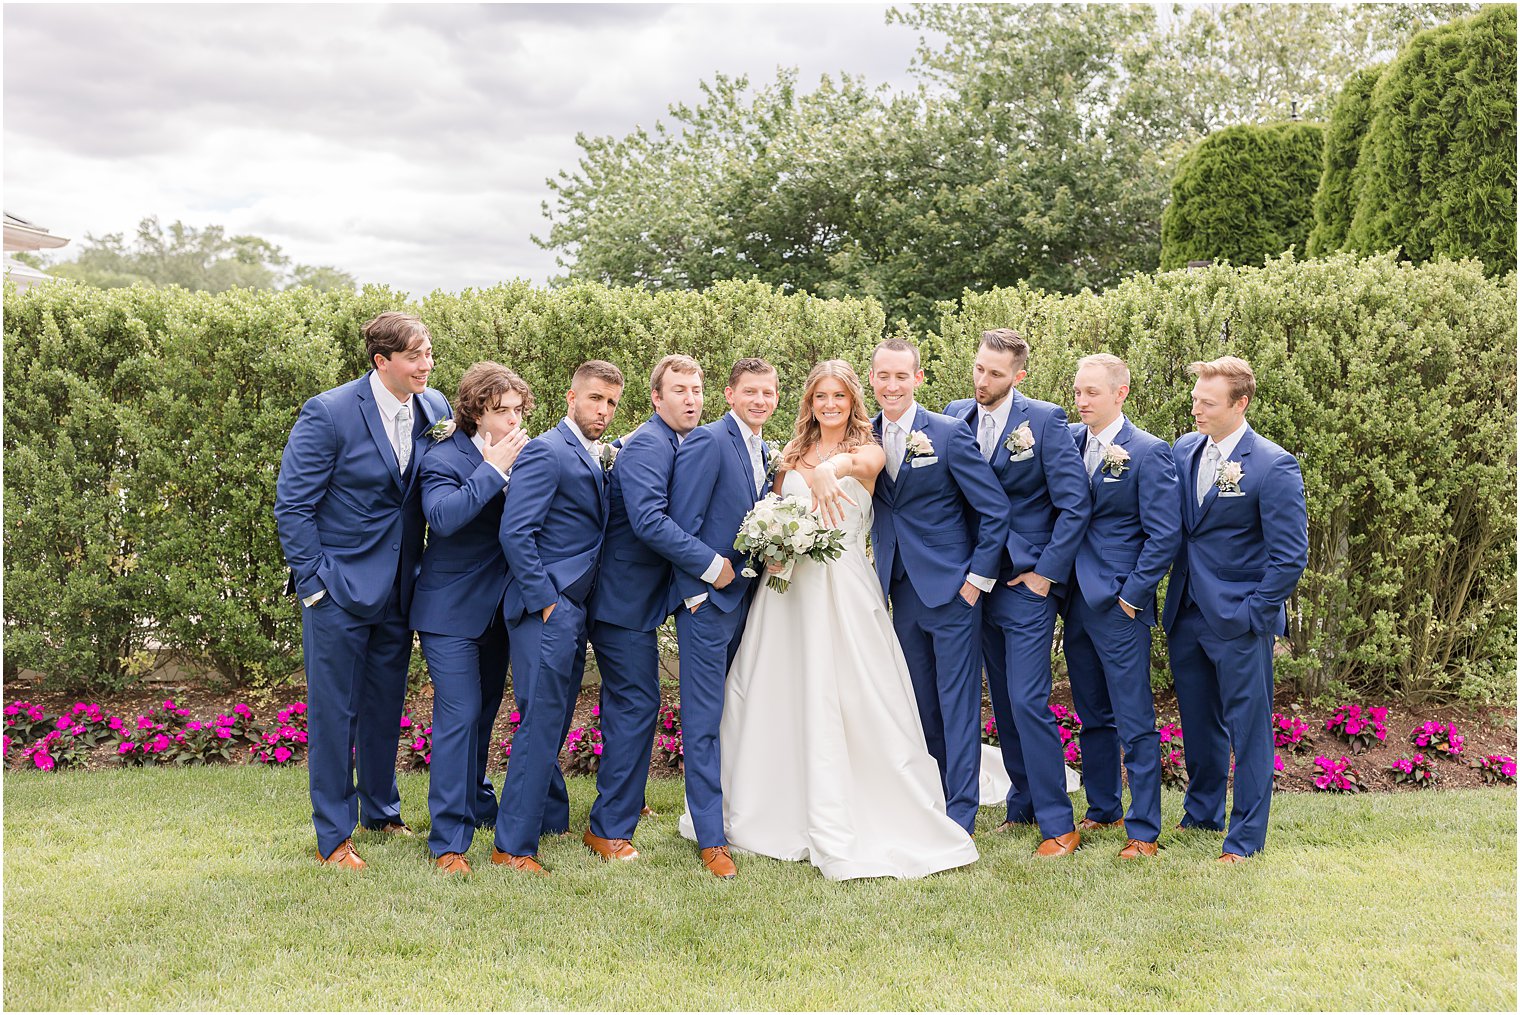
5;675;1515;792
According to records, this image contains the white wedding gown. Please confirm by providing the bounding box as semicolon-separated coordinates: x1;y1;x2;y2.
678;472;979;880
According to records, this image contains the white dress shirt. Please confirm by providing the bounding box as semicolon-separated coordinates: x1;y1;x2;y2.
1084;414;1126;473
471;431;511;484
369;371;415;466
976;394;1014;461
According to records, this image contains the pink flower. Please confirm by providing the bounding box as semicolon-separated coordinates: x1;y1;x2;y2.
136;715;155;731
508;711;521;724
292;702;307;714
592;704;601;718
592;744;603;756
68;724;85;736
108;716;124;730
216;729;231;740
3;705;17;716
399;715;412;729
273;745;293;763
54;716;71;730
33;752;55;771
186;721;203;732
163;699;175;710
1273;755;1286;772
234;703;251;716
117;742;135;755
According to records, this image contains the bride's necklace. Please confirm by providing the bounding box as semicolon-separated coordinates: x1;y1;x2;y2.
807;439;845;466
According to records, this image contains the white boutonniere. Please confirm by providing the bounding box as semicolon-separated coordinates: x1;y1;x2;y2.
1100;443;1131;478
1005;421;1035;459
763;440;783;482
1216;460;1244;493
591;440;618;473
904;430;934;461
427;418;456;443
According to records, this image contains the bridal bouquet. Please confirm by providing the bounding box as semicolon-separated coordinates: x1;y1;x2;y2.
734;493;846;593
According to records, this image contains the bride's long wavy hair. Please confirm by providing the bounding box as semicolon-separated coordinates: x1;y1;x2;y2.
780;360;878;471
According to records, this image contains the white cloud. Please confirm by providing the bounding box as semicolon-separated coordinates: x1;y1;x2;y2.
3;2;927;295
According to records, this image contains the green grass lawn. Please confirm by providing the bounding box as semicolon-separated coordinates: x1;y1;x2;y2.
3;769;1514;1011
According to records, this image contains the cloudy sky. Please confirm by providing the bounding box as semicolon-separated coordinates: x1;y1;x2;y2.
4;2;934;295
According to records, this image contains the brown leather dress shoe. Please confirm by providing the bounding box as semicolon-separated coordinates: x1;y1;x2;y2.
1117;839;1158;859
317;839;367;870
1079;817;1125;832
583;830;639;861
639;805;658;818
491;849;549;875
700;846;738;879
434;852;472;875
1034;830;1082;857
378;822;415;837
1216;852;1248;864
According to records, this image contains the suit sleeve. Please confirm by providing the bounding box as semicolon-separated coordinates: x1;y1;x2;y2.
1121;441;1183;611
499;440;561;615
1248;451;1309;629
942;417;1010;582
668;428;726;598
1032;406;1091;585
274;396;337;599
623;433;722;577
421;446;507;538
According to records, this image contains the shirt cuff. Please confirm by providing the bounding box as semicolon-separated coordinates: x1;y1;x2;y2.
486;462;510;483
1119;597;1138;612
301;588;327;608
684;592;709;609
700;554;725;584
966;573;995;593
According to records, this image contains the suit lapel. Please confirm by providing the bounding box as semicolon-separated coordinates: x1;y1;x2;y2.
558;420;605;514
1093;416;1135;492
1194;426;1252;528
723;414;759;499
891;405;925;496
358;375;404;490
452;426;482;466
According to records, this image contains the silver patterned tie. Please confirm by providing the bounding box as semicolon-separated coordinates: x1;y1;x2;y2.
979;413;997;462
886;423;904;480
1197;442;1220;505
749;434;765;495
395;403;412;474
1085;437;1104;476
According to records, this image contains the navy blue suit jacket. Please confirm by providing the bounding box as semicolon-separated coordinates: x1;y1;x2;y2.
498;420;609;623
870;404;1008;608
589;414;717;631
1161;426;1308;640
945;391;1090;589
411;427;509;639
669;413;769;614
275;372;450;619
1065;417;1182;626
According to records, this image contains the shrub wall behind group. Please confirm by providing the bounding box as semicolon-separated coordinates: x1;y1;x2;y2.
924;253;1516;702
4;256;1515;703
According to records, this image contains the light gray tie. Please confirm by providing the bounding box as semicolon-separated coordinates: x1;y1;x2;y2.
1085;436;1104;477
1197;442;1220;506
885;423;904;480
979;413;997;462
395;403;412;474
748;434;765;495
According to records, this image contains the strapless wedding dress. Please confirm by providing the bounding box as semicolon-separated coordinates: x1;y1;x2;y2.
679;472;978;880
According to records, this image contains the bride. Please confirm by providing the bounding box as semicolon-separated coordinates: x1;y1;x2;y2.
680;360;979;880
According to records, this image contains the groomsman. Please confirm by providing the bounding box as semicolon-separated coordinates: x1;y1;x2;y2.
1163;356;1307;863
494;360;625;874
584;355;716;862
669;357;779;878
1063;354;1181;859
275;311;451;868
945;329;1090;857
870;338;1009;837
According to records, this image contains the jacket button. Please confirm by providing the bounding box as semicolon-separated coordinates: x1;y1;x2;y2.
391;543;400;551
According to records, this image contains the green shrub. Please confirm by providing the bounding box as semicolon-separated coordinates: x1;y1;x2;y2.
1307;64;1386;257
1160;121;1327;270
1345;5;1517;273
928;253;1517;703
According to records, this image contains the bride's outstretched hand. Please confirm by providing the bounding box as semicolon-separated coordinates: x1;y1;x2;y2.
810;459;856;528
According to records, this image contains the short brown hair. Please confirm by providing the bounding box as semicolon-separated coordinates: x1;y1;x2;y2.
650;354;703;396
363;311;431;365
870;337;921;373
571;359;624;389
1188;356;1256;405
980;328;1030;372
1076;353;1130;390
455;362;534;436
727;357;777;389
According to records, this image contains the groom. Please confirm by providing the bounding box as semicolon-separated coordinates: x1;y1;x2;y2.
868;338;1008;836
494;360;625;874
274;311;451;869
669;357;779;878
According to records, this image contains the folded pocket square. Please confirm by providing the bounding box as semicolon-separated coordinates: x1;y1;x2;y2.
1008;449;1035;462
1218;490;1246;498
910;456;939;468
1102;476;1123;483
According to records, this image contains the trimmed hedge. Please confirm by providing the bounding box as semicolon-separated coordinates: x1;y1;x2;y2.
2;279;881;691
924;253;1516;703
5;259;1515;703
1306;64;1386;258
1345;5;1517;274
1160;121;1327;271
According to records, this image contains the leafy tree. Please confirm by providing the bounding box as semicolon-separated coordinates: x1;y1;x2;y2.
45;216;356;293
1160;121;1327;270
1345;4;1517;273
1307;63;1387;256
